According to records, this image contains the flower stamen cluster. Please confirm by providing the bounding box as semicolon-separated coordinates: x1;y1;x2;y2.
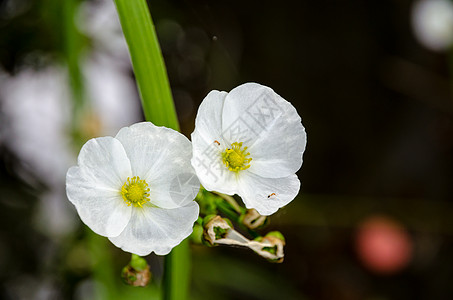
191;83;306;216
121;176;150;208
67;122;200;256
221;142;252;172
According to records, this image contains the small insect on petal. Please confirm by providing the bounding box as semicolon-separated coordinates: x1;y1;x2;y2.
191;82;306;215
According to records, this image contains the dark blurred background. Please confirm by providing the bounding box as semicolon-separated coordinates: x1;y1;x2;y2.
1;0;453;299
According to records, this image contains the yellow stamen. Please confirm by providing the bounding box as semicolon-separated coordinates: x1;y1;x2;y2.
221;142;252;172
121;176;150;208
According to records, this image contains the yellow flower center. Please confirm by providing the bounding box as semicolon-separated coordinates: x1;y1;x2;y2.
222;142;252;172
121;176;150;208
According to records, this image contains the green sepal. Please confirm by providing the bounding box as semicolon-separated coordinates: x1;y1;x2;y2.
130;254;148;271
196;188;219;216
190;222;204;244
202;214;217;227
265;231;285;243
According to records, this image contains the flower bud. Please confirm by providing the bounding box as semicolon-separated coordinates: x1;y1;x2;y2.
253;231;286;263
190;222;204;244
202;216;286;263
240;208;268;230
202;215;233;246
121;254;151;287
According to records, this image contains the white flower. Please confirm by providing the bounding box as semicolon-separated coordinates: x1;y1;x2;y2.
412;0;453;51
191;83;306;216
66;122;200;255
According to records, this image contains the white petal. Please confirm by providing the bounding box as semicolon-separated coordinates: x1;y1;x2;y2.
193;90;227;143
66;137;132;236
247;106;306;178
115;122;199;208
109;201;200;256
76;136;132;190
191;89;255;194
222;82;306;178
221;83;278;145
191;129;239;195
150;171;200;209
238;172;300;216
66;166;132;237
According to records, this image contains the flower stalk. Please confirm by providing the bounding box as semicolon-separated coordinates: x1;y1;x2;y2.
113;1;188;299
213;192;243;214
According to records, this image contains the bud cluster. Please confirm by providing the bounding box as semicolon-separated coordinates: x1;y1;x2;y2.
198;193;286;263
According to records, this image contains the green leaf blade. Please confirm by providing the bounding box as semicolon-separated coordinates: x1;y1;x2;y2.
114;0;179;131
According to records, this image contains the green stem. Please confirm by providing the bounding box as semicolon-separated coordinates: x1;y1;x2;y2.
113;1;188;299
113;0;179;131
216;200;240;223
162;240;191;300
215;198;259;239
213;192;242;213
